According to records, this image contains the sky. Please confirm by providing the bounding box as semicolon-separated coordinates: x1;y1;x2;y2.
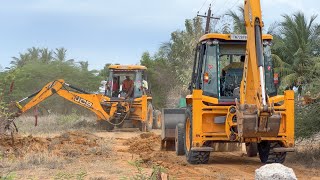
0;0;319;70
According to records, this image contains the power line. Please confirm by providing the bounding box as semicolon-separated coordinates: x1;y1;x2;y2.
198;0;209;14
229;0;241;12
215;0;240;14
213;0;235;16
209;0;215;7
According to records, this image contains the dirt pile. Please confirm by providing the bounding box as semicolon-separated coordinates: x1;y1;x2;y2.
124;132;161;154
123;132;187;170
0;131;110;159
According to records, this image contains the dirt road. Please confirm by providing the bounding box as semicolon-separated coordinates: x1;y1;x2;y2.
1;128;320;179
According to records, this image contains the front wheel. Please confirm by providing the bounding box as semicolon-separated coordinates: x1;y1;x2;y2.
184;107;210;164
258;141;286;163
175;123;185;155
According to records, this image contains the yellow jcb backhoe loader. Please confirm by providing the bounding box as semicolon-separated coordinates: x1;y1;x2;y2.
161;0;295;164
11;65;161;132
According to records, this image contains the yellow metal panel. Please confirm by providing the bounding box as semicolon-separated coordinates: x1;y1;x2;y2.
284;90;295;147
108;65;147;70
199;33;273;42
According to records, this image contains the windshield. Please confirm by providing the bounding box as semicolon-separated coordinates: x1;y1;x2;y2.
202;44;218;97
106;70;145;98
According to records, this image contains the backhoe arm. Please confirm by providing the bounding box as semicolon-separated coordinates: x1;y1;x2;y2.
14;79;114;121
241;0;266;107
236;0;282;139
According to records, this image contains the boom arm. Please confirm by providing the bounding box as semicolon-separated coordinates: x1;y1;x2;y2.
14;79;115;121
236;0;282;138
241;0;266;108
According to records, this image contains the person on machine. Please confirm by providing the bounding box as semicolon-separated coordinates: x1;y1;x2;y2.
111;77;119;97
142;74;148;95
221;55;245;96
222;55;245;76
122;76;134;98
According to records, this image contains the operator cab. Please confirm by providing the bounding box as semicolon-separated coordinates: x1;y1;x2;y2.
190;34;276;103
105;65;149;98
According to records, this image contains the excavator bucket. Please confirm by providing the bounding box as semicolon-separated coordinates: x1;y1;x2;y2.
237;104;281;138
161;108;186;150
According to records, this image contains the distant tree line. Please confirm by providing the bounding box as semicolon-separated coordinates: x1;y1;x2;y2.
0;47;109;115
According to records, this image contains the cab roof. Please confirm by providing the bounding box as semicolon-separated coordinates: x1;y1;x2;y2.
108;65;147;70
199;33;273;42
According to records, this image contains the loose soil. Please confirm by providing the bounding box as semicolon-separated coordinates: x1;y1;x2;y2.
1;128;320;179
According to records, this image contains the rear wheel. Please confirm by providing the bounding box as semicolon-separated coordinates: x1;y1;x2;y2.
258;141;286;163
139;102;153;132
246;142;258;157
153;110;162;129
175;123;185;155
184;107;210;164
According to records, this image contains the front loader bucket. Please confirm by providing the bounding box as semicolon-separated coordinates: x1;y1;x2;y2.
161;108;186;150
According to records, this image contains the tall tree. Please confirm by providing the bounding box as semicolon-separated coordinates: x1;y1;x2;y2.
40;48;53;63
226;6;246;34
272;12;320;87
11;53;30;68
54;47;68;62
78;61;89;71
27;47;40;61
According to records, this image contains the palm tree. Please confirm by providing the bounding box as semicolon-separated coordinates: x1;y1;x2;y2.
54;47;67;62
226;6;246;34
272;12;320;87
27;47;40;61
11;53;30;68
40;48;53;64
78;61;89;71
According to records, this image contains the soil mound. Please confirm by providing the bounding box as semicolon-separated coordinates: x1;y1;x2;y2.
124;132;161;154
0;131;109;158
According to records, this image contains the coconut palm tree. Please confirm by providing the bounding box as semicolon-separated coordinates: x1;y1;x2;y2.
40;48;53;64
226;6;246;34
27;47;40;61
11;53;30;68
78;61;89;71
54;47;67;62
272;12;320;87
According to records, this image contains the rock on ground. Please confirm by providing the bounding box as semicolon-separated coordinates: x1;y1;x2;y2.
255;163;297;180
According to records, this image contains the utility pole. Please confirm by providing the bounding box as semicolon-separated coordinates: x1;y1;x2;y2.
197;5;220;34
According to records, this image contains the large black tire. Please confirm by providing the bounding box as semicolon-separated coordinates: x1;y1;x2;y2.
153;110;162;129
246;142;258;157
175;123;185;155
138;102;153;132
184;107;210;164
97;120;115;132
258;141;286;163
